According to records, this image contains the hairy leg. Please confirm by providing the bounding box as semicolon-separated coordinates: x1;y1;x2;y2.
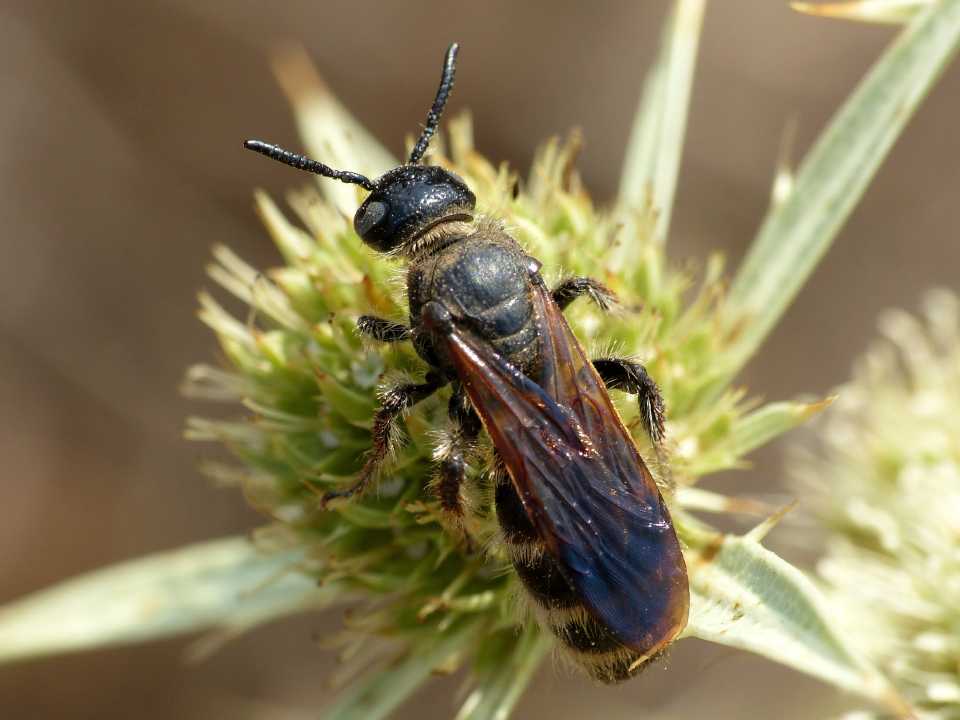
356;315;411;342
321;373;444;507
592;357;666;445
551;277;616;312
433;384;483;517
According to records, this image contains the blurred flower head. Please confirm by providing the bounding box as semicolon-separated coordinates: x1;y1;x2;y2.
793;289;960;718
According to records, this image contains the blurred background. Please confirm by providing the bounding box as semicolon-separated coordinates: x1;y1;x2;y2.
1;2;957;718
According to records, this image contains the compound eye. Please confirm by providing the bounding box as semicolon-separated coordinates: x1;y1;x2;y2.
355;200;388;238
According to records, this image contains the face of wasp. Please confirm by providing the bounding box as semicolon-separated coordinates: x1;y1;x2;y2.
353;165;476;253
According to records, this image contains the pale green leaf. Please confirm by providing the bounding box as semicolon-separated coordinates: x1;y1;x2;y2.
792;0;933;25
685;535;911;715
686;398;835;475
676;486;776;516
455;626;551;720
0;536;323;664
726;398;834;456
618;0;706;245
725;0;960;375
323;622;480;720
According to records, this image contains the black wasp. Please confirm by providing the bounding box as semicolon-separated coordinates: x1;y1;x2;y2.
245;43;689;683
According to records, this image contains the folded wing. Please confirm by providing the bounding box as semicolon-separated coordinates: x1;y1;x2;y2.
442;279;688;657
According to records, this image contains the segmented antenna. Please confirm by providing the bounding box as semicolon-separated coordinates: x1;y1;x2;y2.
408;43;459;164
243;140;376;191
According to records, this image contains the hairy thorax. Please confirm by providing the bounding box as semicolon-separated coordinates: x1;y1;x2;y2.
407;218;540;376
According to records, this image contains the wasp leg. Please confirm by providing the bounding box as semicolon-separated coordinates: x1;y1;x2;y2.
551;277;617;312
321;373;445;507
357;315;412;342
592;357;666;446
434;384;483;517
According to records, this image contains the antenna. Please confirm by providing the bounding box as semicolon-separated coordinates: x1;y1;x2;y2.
243;140;376;191
408;43;459;164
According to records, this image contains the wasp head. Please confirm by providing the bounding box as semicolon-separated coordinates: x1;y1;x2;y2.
245;44;469;256
354;165;475;253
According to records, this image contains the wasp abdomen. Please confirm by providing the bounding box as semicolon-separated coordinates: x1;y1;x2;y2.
552;615;627;655
494;474;651;684
512;549;580;609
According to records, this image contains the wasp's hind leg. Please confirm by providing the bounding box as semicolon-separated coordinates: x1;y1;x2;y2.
357;315;411;342
551;277;616;312
592;357;666;446
321;373;445;507
433;384;482;518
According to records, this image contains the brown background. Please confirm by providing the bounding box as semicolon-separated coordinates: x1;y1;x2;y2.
1;2;957;718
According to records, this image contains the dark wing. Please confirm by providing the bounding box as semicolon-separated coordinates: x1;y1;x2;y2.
442;278;688;658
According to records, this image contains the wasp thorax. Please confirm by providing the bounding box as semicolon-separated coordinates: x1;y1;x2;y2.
354;165;476;253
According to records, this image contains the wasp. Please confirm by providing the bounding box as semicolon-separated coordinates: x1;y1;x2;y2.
244;43;689;683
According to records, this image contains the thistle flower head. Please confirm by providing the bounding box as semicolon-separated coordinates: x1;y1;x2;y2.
793;289;960;718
